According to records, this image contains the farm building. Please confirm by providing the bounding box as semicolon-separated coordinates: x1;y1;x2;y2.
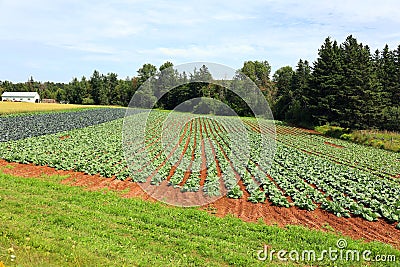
1;92;41;103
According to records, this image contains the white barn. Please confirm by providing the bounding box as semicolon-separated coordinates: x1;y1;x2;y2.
1;92;41;103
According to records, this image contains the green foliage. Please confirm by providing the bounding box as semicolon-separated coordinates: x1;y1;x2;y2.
227;185;243;199
345;130;400;153
272;66;295;121
272;60;312;126
340;133;352;140
240;60;271;90
81;97;95;105
381;106;400;131
271;35;399;132
315;124;350;138
137;63;157;85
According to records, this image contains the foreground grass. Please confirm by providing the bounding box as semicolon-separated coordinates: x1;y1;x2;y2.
0;173;398;266
0;102;120;116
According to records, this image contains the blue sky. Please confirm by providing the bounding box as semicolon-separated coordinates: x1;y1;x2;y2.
1;0;399;82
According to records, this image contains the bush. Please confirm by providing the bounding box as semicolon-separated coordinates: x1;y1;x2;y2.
82;97;95;105
340;133;352;141
315;125;350;138
373;140;385;149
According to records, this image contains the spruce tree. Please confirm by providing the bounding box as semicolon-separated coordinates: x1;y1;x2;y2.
288;60;312;124
340;36;382;129
310;37;343;125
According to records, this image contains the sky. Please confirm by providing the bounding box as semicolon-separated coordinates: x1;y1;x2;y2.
0;0;399;82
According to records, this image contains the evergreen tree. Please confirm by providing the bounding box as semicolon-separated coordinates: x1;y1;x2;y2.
288;60;312;124
310;37;343;125
379;45;400;131
80;76;93;104
137;63;157;85
272;66;295;120
392;45;400;106
90;70;104;105
105;72;118;105
189;65;213;99
340;36;380;128
67;77;84;104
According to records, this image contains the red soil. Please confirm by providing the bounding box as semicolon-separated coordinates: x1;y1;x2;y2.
1;159;399;250
324;141;345;148
179;119;196;187
199;119;208;186
59;135;70;140
137;118;221;207
302;128;321;135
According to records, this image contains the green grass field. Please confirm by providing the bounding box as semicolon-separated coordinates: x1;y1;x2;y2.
315;124;400;152
0;171;398;267
349;130;400;152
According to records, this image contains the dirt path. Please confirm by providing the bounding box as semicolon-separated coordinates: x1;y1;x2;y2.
1;159;399;250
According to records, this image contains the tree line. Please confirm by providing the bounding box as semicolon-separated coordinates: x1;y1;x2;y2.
0;72;137;106
0;60;272;118
0;35;398;131
273;35;400;131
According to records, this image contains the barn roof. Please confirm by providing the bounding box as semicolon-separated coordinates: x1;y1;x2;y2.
1;92;40;97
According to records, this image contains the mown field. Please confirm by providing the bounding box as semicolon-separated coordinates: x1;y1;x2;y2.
0;102;110;115
0;107;399;266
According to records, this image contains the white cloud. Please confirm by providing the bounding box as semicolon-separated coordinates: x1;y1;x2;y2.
58;43;117;54
213;12;256;21
146;44;257;59
1;0;400;81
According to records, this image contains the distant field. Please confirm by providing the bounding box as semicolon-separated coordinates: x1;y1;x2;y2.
0;102;112;115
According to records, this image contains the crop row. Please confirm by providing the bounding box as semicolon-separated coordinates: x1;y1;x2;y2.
221;119;400;222
244;120;400;178
124;113;241;197
0;110;399;224
278;132;400;177
0;107;130;142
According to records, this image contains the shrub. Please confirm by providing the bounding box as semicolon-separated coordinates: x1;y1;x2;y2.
315;125;350;138
82;97;95;105
340;133;352;141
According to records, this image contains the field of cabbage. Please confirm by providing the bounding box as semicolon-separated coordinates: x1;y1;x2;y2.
0;108;399;227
